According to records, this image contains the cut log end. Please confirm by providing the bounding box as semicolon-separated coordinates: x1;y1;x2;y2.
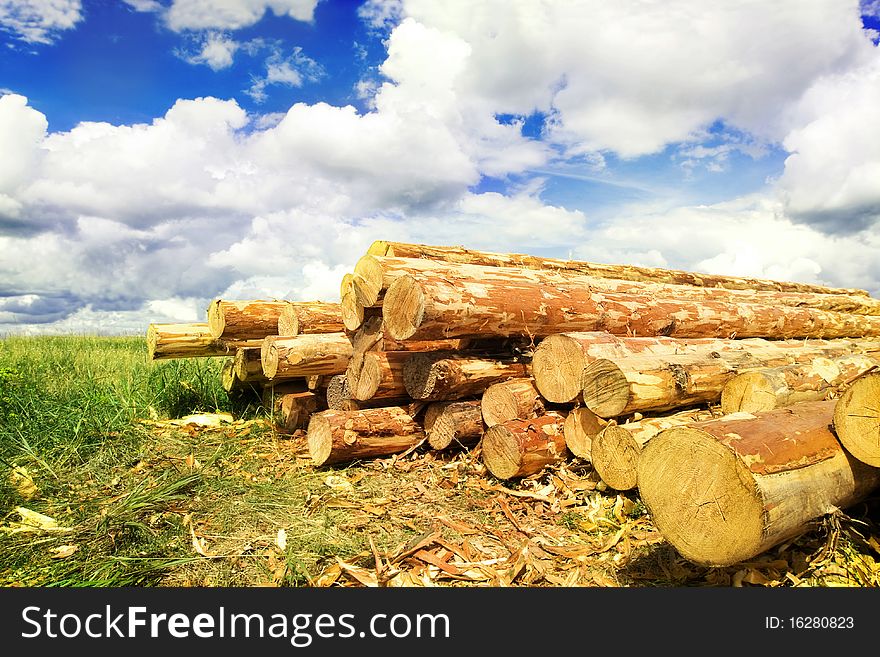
306;414;334;466
581;358;630;417
423;400;483;450
341;293;364;332
482;424;524;480
146;324;160;360
349;352;382;400
261;338;279;379
382;275;425;340
207;299;225;339
352;254;385;307
591;425;641;491
637;426;764;566
402;352;436;399
532;335;588;403
277;303;300;337
562;407;605;460
833;371;880;467
720;371;777;414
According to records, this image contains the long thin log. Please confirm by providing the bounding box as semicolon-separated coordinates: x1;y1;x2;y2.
579;346;857;418
833;371;880;467
721;355;880;414
279;391;324;432
261;333;353;380
367;240;870;297
307;407;425;466
637;400;880;566
277;301;344;336
207;299;289;340
403;352;530;401
591;408;721;491
381;265;880;342
562;408;608;461
480;378;546;427
146;323;260;360
423;400;484;450
482;412;569;480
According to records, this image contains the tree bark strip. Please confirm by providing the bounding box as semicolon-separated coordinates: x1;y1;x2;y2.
637;400;880;566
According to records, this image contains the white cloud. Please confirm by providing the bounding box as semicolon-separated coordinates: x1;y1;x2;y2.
181;32;240;70
164;0;319;32
357;0;404;31
777;50;880;233
0;93;47;219
122;0;162;12
0;0;82;44
246;46;324;102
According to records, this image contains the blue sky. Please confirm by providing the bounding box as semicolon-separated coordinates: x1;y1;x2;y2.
1;1;879;332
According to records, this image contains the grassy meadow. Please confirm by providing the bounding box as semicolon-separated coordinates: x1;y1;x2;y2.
1;335;879;588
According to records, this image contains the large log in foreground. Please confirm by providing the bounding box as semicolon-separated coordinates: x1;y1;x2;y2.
403;352;530;401
208;299;289;340
482;412;568;480
261;333;353;379
381;265;880;342
307;407;425;466
721;354;879;414
367;240;870;297
833;371;880;467
277;301;344;336
637;400;880;566
591;408;719;491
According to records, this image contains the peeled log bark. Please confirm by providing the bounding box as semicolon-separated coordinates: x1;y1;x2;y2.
535;332;880;404
146;323;259;360
367;240;870;297
345;350;409;401
233;346;266;383
580;345;879;418
637;400;880;566
261;333;353;380
482;413;569;480
591;408;720;491
423;400;484;450
721;355;880;414
403;352;530;401
362;254;880;317
481;378;546;427
833;371;880;467
307;407;425;466
381;266;880;342
279;391;324;432
562;408;607;460
277;301;344;336
208;299;289;340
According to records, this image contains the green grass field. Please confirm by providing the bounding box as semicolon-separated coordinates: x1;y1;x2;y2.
1;336;879;588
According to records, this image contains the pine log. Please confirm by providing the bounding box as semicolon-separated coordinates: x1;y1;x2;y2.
279;391;324;432
562;408;608;460
381;265;880;342
591;408;720;491
261;333;353;380
307;407;425;466
341;289;365;332
481;378;546;427
261;380;309;412
277;301;344;336
637;400;880;566
207;299;289;340
233;346;267;383
220;358;240;393
482;413;569;480
721;355;879;414
367;240;870;297
345;350;409;401
833;371;880;467
423;400;484;450
579;344;880;418
535;332;880;404
347;313;471;356
403;352;530;401
325;374;408;411
146;323;259;360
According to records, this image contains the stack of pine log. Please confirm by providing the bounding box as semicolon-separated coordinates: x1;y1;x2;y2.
147;240;880;567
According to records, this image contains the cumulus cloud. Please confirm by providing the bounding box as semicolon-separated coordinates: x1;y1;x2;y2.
179;32;240;70
164;0;319;32
0;0;82;44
